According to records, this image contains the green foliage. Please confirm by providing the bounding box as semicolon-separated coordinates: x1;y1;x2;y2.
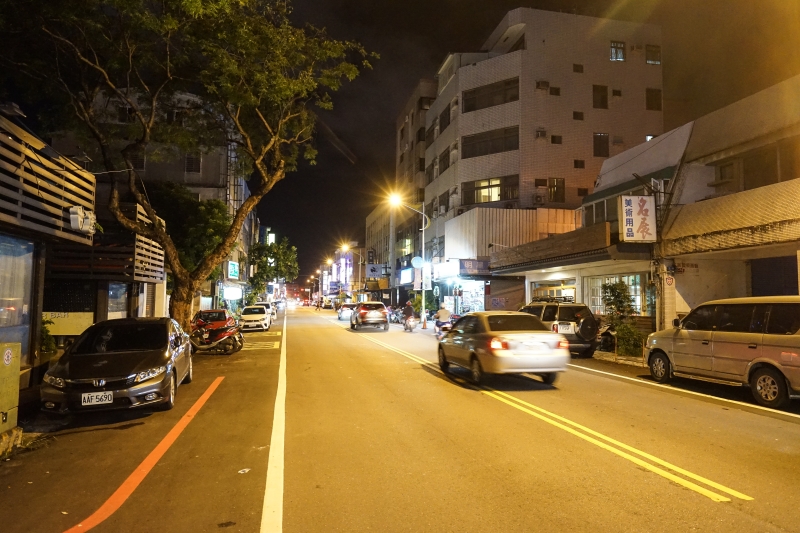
600;281;637;329
40;318;57;354
146;182;230;276
248;237;299;297
615;323;645;357
408;290;433;315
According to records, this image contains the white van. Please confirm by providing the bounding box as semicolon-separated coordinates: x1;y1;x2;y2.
645;296;800;409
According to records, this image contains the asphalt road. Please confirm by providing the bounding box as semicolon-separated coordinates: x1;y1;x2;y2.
3;307;800;532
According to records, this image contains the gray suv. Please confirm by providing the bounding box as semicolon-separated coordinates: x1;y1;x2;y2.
350;301;390;331
519;298;599;357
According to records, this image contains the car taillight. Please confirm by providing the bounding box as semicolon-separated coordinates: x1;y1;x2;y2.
558;339;569;349
381;310;388;314
360;309;367;315
490;337;509;350
552;324;558;333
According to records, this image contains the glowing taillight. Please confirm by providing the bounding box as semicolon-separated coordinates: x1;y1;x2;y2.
552;324;558;333
360;309;367;315
490;337;509;350
558;340;569;349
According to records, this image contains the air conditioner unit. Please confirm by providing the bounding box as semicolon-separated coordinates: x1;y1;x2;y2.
535;129;547;139
535;80;550;90
532;193;546;207
438;205;446;215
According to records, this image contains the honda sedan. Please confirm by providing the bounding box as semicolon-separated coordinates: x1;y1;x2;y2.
40;318;192;413
438;311;570;384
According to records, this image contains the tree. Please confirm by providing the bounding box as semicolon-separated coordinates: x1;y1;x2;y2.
600;281;644;357
247;237;299;304
1;0;373;328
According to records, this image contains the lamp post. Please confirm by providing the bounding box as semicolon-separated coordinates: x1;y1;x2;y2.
389;194;431;328
341;244;364;301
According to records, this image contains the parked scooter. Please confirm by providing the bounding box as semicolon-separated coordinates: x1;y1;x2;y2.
403;316;418;332
190;323;244;354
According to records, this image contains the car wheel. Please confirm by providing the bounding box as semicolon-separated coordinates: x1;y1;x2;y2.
223;338;235;355
354;321;360;331
470;356;483;385
161;372;176;411
350;322;355;330
438;347;449;373
649;351;671;383
540;372;557;385
750;367;789;409
182;355;193;384
582;347;596;358
383;322;389;331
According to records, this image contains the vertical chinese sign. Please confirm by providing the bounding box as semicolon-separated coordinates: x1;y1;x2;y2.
618;195;657;242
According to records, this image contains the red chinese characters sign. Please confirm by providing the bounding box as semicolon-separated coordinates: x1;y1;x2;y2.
618;195;657;242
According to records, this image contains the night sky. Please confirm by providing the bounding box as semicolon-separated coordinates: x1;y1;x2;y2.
255;0;800;276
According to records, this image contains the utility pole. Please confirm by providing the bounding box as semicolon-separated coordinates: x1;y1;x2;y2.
388;209;396;306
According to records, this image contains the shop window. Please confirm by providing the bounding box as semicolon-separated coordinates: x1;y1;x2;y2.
585;273;654;316
108;282;129;319
0;235;33;366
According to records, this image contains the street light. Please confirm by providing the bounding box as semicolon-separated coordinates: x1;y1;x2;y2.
389;194;431;328
341;243;365;301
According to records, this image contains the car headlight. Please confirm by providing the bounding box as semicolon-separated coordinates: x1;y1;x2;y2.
43;372;65;389
134;366;167;383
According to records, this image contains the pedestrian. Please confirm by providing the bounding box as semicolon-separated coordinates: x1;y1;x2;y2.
316;298;321;311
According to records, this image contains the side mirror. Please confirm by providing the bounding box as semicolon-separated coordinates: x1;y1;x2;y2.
672;318;681;328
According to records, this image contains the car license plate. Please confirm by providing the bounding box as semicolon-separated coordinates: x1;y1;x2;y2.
558;324;571;333
81;391;114;406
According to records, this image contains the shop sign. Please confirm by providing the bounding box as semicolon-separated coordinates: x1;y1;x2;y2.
365;264;382;278
400;268;414;284
223;286;243;300
422;263;432;290
459;259;490;276
42;311;95;336
618;195;657;242
434;261;459;280
227;261;240;279
413;268;421;290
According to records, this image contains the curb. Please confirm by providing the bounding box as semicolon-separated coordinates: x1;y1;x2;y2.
592;350;647;368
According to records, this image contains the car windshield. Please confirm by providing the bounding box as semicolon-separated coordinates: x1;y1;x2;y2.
242;307;266;315
558;306;592;322
199;312;226;322
487;315;548;332
361;303;384;310
73;323;167;354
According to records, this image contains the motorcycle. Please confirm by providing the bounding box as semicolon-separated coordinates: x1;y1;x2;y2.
403;316;418;332
190;323;244;355
435;321;451;341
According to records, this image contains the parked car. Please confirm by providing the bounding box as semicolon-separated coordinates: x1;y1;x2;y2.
240;305;271;331
646;296;800;409
338;302;358;321
322;299;334;309
438;312;570;385
255;301;277;319
191;309;235;332
41;318;192;413
519;298;598;357
350;302;390;331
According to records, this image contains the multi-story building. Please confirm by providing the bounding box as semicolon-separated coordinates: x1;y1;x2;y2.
424;7;664;262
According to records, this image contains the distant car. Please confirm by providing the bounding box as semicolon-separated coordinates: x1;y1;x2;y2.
191;309;235;332
240;305;271;331
323;299;334;309
338;303;358;321
519;298;598;357
255;301;277;318
41;318;192;413
350;302;389;331
438;311;570;385
303;299;310;306
286;300;297;310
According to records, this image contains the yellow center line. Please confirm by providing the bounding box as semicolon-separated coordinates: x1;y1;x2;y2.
324;315;751;503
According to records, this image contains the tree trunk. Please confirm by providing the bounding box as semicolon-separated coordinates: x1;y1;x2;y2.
169;280;196;332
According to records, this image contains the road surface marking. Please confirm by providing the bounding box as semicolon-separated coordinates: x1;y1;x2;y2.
569;363;800;420
348;331;750;503
490;390;752;501
64;376;225;532
242;341;281;350
260;315;287;532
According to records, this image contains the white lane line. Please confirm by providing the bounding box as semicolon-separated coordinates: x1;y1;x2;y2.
260;315;287;532
568;363;800;420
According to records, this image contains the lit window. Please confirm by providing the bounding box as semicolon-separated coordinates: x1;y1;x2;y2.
548;178;565;203
610;41;626;61
646;45;661;65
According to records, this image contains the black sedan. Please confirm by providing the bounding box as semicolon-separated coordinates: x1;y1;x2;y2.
40;318;193;413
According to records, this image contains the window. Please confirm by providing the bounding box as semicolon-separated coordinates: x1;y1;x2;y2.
418;97;434;111
542;305;558;321
487;315;547;332
462;175;519;205
462;78;519;113
593;133;609;157
573;64;584;73
584;204;594;226
425;162;435;184
117;105;135;123
612;89;622;97
548;178;565;203
438;191;449;213
549;87;561;96
610;41;626;61
551;135;563;145
461;126;519;159
573;111;584;120
646;45;662;65
439;107;451;133
185;153;202;173
593;85;608;109
646;88;662;111
683;306;715;331
534;178;548;187
577;187;588;196
425;123;436;148
574;160;585;169
399;125;405;140
438;148;450;174
767;304;800;334
715;305;758;333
